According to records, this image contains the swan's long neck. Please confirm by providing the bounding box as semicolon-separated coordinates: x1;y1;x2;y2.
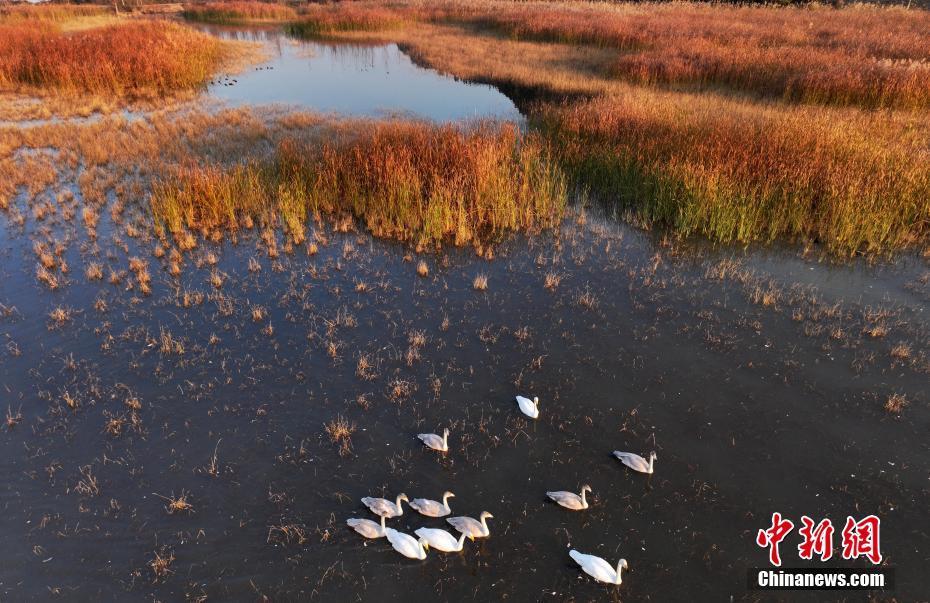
442;431;448;449
615;561;625;585
580;488;587;507
480;515;488;531
379;515;386;531
648;455;655;473
395;495;404;514
457;532;466;548
442;493;451;508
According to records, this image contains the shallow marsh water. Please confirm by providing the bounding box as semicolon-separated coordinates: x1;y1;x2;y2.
199;25;522;121
0;23;928;603
1;198;927;601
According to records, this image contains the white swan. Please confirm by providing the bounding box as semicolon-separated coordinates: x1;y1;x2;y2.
569;550;628;585
447;511;493;540
417;428;449;452
414;527;467;552
346;514;386;539
384;528;428;560
409;491;455;517
516;395;539;419
613;451;657;474
546;485;591;510
361;493;408;517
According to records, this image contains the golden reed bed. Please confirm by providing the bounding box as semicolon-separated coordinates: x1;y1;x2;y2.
2;1;929;255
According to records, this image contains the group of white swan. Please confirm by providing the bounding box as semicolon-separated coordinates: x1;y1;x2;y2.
348;490;493;560
346;394;656;586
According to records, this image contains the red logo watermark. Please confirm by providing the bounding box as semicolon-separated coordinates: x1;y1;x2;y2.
756;513;882;566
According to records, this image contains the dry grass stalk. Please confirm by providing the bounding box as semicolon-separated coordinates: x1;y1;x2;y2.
884;393;908;415
324;415;356;457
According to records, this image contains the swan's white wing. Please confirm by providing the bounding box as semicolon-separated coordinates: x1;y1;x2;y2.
446;516;478;535
410;498;441;516
362;497;398;516
385;528;422;559
570;550;616;584
516;396;538;418
415;528;457;549
613;451;647;472
417;528;464;551
346;518;381;538
547;491;582;509
362;497;387;514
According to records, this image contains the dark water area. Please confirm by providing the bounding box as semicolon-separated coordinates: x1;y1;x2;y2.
197;24;523;122
1;187;928;601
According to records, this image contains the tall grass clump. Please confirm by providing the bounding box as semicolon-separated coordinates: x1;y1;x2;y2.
0;20;225;95
151;122;566;246
182;2;297;24
538;93;930;254
287;4;406;37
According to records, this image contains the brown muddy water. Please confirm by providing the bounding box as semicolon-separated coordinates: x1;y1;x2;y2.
1;24;929;603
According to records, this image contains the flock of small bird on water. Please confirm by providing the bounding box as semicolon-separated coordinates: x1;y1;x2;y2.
347;395;658;587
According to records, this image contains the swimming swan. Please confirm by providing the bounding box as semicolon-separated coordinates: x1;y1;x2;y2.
346;514;386;539
569;550;628;585
447;511;493;540
414;527;467;552
409;491;455;517
384;528;428;560
361;493;408;517
516;395;539;419
546;485;591;510
612;451;657;474
418;428;450;452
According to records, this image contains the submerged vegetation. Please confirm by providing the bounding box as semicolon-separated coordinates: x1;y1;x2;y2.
151;122;566;247
0;20;225;95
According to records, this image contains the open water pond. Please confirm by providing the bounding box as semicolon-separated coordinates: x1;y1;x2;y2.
200;25;522;121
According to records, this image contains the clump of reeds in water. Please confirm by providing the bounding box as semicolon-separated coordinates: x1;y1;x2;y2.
0;20;225;95
151;121;567;247
287;4;406;37
181;1;297;24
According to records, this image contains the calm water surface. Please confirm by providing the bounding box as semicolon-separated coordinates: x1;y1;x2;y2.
200;25;522;121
